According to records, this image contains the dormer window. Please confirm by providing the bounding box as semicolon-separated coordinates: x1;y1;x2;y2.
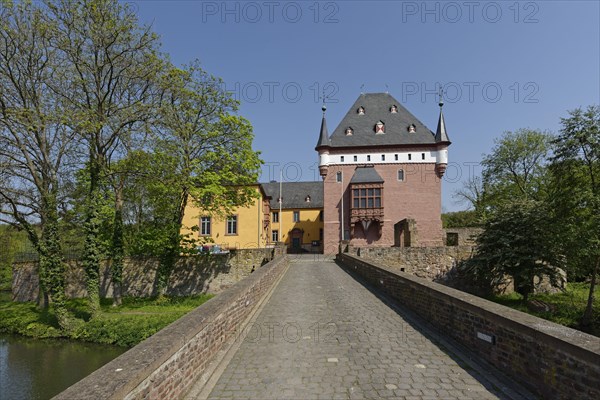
375;121;385;134
345;127;354;136
357;106;365;115
305;195;311;203
390;105;398;113
407;124;416;133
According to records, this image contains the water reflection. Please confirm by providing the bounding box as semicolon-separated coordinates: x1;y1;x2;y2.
0;334;126;400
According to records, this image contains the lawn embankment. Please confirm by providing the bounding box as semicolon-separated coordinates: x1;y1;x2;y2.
0;294;213;347
489;282;599;337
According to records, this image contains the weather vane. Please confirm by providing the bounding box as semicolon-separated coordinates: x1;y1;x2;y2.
321;88;329;104
320;88;328;114
360;84;365;94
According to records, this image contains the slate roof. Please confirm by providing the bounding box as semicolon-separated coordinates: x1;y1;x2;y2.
260;181;323;209
327;93;437;148
350;167;384;184
315;107;330;149
435;107;451;143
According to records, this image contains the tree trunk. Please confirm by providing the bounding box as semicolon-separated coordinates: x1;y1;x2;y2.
111;181;124;307
581;256;599;329
37;289;49;309
83;157;103;317
41;193;72;331
36;252;50;310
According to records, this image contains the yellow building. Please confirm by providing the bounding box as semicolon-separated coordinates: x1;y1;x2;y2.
181;182;324;253
180;185;269;251
261;182;324;253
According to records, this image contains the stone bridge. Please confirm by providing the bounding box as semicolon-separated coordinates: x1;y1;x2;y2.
55;254;600;400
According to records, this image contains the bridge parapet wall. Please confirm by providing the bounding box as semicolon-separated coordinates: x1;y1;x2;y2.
54;255;288;400
337;253;600;400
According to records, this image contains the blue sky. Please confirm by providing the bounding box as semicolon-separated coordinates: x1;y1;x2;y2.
133;0;600;212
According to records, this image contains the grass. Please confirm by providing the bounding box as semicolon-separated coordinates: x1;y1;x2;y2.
0;294;213;347
488;282;599;336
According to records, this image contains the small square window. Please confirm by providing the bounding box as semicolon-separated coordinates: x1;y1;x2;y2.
398;169;405;181
367;155;371;161
336;171;342;183
408;154;412;161
394;154;398;161
340;156;345;162
353;155;357;162
421;153;425;160
381;155;385;161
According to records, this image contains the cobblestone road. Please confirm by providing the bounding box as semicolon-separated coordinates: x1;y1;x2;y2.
207;257;527;400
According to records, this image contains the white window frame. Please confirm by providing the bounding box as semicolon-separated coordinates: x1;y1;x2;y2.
226;215;237;235
200;216;211;236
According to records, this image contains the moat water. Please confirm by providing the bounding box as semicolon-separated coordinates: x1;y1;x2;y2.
0;333;126;400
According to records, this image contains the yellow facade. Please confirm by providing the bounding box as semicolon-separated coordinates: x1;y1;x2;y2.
270;208;323;252
181;185;324;252
181;186;268;250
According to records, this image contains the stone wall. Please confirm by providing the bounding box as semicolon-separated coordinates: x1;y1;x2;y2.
54;255;289;400
347;244;475;281
322;162;445;254
13;247;284;302
348;241;566;296
337;253;600;400
443;227;482;246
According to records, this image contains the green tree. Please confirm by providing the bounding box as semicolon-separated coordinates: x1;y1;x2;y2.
481;128;553;207
550;105;600;329
105;152;153;306
0;0;77;330
150;61;262;295
467;200;563;300
44;0;163;316
441;210;480;228
453;175;488;219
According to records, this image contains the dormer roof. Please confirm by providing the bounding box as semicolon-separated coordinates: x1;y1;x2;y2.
350;166;384;184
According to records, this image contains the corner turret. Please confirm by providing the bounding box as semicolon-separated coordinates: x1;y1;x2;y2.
315;104;330;180
434;92;451;178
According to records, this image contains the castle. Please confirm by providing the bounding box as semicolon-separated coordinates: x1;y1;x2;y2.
182;92;450;255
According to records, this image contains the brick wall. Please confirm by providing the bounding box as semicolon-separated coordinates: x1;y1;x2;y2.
322;161;444;255
336;253;600;400
13;247;284;302
54;255;289;400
